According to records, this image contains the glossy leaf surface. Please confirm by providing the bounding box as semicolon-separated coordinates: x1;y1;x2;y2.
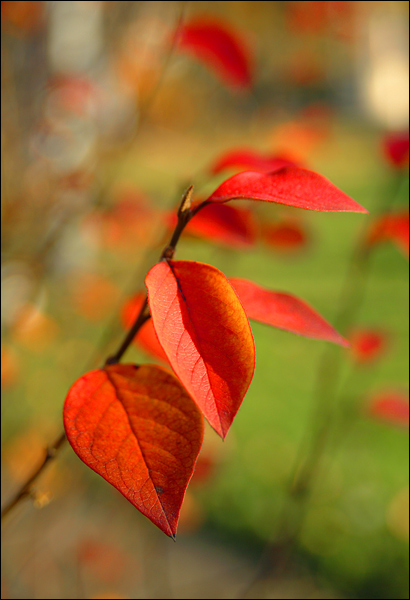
206;166;368;213
210;149;297;175
230;278;348;346
63;364;204;537
145;260;255;438
176;18;252;89
122;293;169;363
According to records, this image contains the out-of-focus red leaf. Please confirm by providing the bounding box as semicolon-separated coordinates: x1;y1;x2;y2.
175;18;252;90
365;211;409;258
229;278;348;346
348;327;388;364
121;293;169;363
206;166;368;213
262;219;308;252
77;539;132;583
181;202;258;248
145;260;255;438
1;0;42;34
368;390;409;429
209;149;298;175
63;364;204;538
382;132;409;169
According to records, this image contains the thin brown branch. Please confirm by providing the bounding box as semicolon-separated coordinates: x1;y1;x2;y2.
1;183;196;522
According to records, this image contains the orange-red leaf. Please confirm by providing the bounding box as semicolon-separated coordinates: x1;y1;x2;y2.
367;390;409;429
365;211;409;258
175;18;252;90
184;202;258;248
63;364;204;538
262;219;308;252
121;293;169;363
145;261;255;438
229;278;348;346
206;166;368;213
209;149;297;175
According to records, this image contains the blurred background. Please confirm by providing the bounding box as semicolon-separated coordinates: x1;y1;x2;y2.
1;1;409;598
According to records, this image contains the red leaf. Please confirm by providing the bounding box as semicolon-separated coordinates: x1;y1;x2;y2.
262;219;308;252
121;294;169;363
63;364;204;538
206;166;368;213
348;327;388;363
229;278;348;346
382;132;409;168
368;390;409;429
184;202;258;248
365;211;409;258
210;149;297;175
175;18;252;90
145;260;255;438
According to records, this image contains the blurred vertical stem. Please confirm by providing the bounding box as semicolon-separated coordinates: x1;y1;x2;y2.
241;170;407;597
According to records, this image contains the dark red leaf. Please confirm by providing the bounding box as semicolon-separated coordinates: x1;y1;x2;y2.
365;211;409;258
64;364;204;538
229;277;348;346
175;18;252;90
184;202;258;248
209;149;298;175
368;390;409;429
382;132;409;168
206;166;368;213
348;327;388;363
145;260;255;438
121;293;169;363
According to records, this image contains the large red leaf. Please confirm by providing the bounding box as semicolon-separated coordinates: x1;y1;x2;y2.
209;149;297;175
63;364;204;538
121;293;169;363
206;166;368;213
229;278;348;346
145;260;255;438
175;18;252;90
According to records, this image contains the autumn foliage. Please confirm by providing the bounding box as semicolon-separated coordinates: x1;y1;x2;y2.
64;163;367;536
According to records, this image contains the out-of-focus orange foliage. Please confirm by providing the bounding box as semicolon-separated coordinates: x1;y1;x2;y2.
365;211;409;258
348;327;388;364
77;539;135;584
70;273;121;322
83;190;159;255
1;0;42;35
262;217;308;252
1;344;19;388
11;304;59;352
286;1;354;39
367;390;409;429
270;107;332;162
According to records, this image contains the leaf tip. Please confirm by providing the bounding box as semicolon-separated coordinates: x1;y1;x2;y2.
170;533;176;542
